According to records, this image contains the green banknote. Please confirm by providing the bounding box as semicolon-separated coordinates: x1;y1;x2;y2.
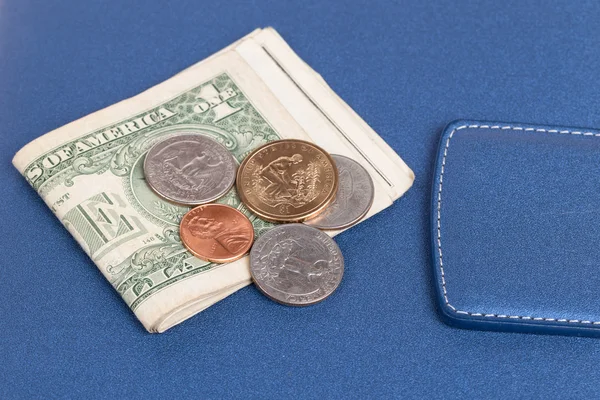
33;72;280;310
13;28;414;332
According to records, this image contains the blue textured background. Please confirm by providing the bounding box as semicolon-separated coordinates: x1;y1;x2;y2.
2;1;600;398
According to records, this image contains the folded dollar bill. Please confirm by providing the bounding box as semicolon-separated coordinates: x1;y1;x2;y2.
12;27;414;333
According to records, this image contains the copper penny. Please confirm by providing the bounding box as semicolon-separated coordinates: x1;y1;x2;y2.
236;139;338;222
180;204;254;263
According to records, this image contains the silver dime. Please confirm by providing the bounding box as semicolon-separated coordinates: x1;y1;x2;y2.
143;134;237;205
250;224;344;306
305;154;374;230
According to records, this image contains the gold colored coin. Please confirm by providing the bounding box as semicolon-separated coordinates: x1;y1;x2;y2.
236;139;338;222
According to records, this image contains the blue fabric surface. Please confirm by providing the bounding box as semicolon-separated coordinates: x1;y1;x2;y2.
3;0;600;398
432;121;600;337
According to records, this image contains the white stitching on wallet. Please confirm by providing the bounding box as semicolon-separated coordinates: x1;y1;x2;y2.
437;124;599;325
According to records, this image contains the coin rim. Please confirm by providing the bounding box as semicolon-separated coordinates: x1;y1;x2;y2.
304;154;375;230
144;133;238;206
236;139;339;222
179;204;255;263
249;223;345;306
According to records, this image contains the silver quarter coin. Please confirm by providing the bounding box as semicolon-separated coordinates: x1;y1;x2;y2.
143;134;237;205
250;224;344;306
305;154;374;230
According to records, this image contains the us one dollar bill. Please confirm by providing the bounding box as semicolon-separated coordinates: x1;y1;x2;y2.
13;28;414;333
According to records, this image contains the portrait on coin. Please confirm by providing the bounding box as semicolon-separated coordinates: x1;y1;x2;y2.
188;215;252;255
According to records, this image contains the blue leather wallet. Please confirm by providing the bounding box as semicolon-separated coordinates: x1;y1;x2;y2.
431;120;600;337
